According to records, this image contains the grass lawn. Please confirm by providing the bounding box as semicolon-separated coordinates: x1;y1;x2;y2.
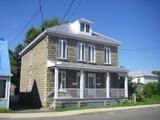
0;109;13;113
54;96;160;112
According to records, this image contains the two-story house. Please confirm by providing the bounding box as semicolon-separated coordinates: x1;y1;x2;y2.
19;18;128;108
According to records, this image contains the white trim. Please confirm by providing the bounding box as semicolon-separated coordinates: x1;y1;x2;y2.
106;72;110;98
58;40;67;59
88;45;96;63
104;47;111;64
77;43;85;61
19;31;46;56
59;71;66;90
0;79;7;100
54;68;58;99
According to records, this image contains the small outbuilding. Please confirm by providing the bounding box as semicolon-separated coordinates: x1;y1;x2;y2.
0;38;12;109
129;71;160;84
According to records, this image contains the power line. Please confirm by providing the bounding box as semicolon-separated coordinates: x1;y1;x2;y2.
55;0;77;33
9;0;49;47
39;0;44;25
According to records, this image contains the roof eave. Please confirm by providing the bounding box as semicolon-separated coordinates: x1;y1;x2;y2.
19;31;46;57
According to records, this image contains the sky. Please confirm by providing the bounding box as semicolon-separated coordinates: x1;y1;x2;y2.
0;0;160;72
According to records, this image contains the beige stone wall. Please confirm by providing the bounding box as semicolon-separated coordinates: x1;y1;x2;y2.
48;36;118;66
20;36;49;107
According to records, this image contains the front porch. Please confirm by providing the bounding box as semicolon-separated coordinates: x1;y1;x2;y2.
54;69;128;100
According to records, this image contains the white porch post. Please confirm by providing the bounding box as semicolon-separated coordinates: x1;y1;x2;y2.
80;70;85;98
106;72;110;98
124;73;128;98
54;67;59;99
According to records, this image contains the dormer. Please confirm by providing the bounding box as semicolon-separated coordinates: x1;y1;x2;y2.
69;18;93;35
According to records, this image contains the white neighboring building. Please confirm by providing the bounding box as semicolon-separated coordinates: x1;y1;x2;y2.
129;71;160;84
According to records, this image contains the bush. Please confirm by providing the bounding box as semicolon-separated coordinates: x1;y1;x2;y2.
143;82;160;97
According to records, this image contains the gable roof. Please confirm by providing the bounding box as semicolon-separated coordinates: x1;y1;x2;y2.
0;38;12;76
129;71;160;78
19;19;121;56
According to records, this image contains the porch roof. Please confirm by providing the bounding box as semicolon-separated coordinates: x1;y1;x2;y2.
47;60;128;73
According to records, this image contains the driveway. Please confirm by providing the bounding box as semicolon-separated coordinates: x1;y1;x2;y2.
1;106;160;120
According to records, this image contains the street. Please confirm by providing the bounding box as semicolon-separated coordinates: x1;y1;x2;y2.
1;106;160;120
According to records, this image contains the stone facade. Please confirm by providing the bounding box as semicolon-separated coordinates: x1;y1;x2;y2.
48;36;118;66
20;34;119;108
20;36;49;107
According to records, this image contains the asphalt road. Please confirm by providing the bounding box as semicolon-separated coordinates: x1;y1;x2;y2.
1;106;160;120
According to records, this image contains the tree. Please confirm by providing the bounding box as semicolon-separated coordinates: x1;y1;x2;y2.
24;17;67;46
9;44;24;94
152;71;160;76
24;27;41;46
10;17;66;94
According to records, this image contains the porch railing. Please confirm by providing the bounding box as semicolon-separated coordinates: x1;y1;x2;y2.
110;89;125;98
58;88;80;98
58;88;125;99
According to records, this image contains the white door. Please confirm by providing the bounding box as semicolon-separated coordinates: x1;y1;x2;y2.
58;71;66;90
87;73;96;97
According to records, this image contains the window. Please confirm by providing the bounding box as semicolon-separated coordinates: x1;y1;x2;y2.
77;43;85;61
104;47;111;64
86;24;90;33
28;72;32;90
58;71;66;90
29;49;33;66
80;23;85;32
0;80;6;98
88;45;95;62
59;40;67;59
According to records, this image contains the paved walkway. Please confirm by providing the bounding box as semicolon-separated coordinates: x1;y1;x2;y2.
0;104;160;118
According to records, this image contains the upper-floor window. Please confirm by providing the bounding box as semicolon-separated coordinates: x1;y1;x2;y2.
0;80;6;99
59;40;67;59
80;23;90;33
104;47;111;64
77;43;85;61
88;45;95;62
80;23;85;32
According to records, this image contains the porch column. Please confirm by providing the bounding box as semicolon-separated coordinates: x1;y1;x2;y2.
80;70;85;98
54;67;59;99
106;72;110;98
124;73;128;98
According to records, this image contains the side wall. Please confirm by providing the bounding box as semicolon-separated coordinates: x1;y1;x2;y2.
20;36;49;107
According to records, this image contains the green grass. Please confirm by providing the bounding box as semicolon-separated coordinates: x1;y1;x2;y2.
54;96;160;112
0;109;13;113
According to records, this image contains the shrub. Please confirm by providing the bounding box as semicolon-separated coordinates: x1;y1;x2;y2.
143;82;160;97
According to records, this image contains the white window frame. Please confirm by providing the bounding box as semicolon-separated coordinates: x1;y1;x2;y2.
0;79;7;99
59;71;66;90
80;23;91;34
104;47;111;64
88;45;95;63
28;72;32;91
29;49;33;66
77;43;85;61
58;40;67;59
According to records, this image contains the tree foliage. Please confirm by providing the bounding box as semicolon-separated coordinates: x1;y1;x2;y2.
152;71;160;76
10;17;65;94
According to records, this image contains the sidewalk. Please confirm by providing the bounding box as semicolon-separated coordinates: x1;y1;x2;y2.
0;104;160;118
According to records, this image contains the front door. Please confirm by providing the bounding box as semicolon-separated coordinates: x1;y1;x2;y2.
58;71;66;90
87;73;96;97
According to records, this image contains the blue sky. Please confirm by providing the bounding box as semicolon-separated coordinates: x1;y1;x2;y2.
0;0;160;72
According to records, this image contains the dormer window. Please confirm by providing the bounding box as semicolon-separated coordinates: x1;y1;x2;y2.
80;23;90;33
86;24;90;33
80;23;85;32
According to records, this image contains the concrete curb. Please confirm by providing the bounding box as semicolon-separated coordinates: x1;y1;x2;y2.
0;104;160;118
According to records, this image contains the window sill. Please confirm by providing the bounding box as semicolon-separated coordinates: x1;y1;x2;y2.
58;58;67;60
